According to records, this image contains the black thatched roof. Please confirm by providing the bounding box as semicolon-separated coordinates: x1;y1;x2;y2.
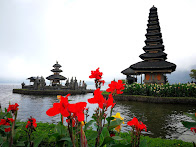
51;69;63;72
121;67;138;75
130;60;176;72
46;75;66;80
145;38;163;44
145;32;162;37
140;52;167;60
143;44;164;51
150;5;157;11
125;6;176;76
53;61;61;68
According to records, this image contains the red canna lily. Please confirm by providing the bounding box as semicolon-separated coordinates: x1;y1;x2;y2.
191;127;196;133
68;102;87;122
89;68;103;80
88;89;115;109
7;103;19;113
46;94;71;117
100;94;116;109
127;117;147;132
99;80;105;86
26;116;37;129
106;80;125;94
88;88;105;107
0;118;14;132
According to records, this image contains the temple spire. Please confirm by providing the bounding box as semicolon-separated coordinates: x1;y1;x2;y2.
122;6;176;84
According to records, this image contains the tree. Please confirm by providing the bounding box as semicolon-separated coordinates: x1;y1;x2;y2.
189;69;196;82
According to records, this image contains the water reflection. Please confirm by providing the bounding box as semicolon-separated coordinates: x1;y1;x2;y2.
0;85;195;142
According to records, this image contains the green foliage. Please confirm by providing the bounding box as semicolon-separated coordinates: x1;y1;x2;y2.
190;69;196;81
0;122;192;146
123;83;196;97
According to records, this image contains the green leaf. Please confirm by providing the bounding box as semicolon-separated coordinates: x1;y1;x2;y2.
184;113;196;121
48;133;59;138
100;127;110;144
92;115;98;121
84;120;95;131
111;144;132;147
182;121;196;129
100;136;114;147
0;125;10;132
112;136;123;141
101;127;110;138
94;123;98;129
0;135;3;144
33;134;45;147
106;117;115;122
86;131;97;140
60;137;71;142
140;139;148;147
108;118;124;131
2;140;9;147
55;123;66;135
15;141;25;146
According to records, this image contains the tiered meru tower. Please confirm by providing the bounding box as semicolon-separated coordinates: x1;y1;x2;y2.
129;6;176;84
46;61;66;86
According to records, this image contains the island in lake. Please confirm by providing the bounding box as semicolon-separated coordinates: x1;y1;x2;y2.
13;61;93;95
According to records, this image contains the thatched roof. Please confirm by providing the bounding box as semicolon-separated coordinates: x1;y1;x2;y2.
121;67;138;75
140;52;167;60
53;61;62;68
46;75;66;80
130;60;176;72
51;69;63;72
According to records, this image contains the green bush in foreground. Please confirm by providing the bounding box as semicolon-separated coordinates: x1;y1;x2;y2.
11;122;192;147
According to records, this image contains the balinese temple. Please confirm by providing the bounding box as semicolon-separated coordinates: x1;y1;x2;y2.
122;6;176;84
121;68;138;84
46;61;67;86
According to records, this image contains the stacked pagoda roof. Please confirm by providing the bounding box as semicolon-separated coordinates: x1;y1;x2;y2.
122;6;176;84
46;61;66;85
130;6;176;73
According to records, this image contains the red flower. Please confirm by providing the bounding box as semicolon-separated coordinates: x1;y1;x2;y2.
191;127;196;133
89;68;103;80
0;118;14;132
88;89;115;109
7;103;19;113
26;117;37;129
99;80;105;86
106;80;125;94
110;133;115;137
46;94;71;117
127;117;147;132
100;94;116;109
88;88;105;107
68;102;87;122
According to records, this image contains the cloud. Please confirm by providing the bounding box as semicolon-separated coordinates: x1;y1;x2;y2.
0;0;196;84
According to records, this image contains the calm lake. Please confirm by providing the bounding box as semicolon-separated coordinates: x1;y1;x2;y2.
0;84;195;142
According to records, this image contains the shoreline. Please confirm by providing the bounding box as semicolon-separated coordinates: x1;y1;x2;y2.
13;89;94;95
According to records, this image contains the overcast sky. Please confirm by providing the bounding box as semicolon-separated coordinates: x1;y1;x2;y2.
0;0;196;84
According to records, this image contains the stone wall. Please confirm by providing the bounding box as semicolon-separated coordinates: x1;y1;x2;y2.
103;94;196;105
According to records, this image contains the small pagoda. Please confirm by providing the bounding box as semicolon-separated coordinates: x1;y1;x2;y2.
123;6;176;84
46;61;67;86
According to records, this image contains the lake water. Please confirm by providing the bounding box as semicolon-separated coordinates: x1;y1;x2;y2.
0;84;195;142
